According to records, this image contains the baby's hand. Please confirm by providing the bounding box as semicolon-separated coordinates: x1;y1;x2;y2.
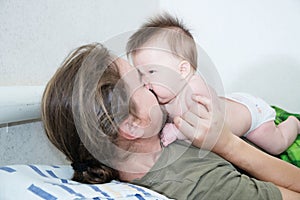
161;123;178;146
161;123;187;146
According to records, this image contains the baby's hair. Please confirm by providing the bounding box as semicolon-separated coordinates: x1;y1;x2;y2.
126;12;198;69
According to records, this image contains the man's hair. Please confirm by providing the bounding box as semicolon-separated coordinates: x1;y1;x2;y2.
126;13;198;69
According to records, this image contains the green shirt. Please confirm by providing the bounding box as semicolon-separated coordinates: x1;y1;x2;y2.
133;141;282;200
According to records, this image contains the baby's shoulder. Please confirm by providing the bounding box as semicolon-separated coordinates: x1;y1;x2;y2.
188;75;207;92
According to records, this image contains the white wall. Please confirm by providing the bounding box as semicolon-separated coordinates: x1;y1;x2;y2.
0;0;159;86
0;0;160;165
160;0;300;112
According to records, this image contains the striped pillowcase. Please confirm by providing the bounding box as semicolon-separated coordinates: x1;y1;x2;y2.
0;165;170;200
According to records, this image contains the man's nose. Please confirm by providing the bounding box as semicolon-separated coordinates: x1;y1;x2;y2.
141;76;151;89
144;83;151;90
141;75;149;85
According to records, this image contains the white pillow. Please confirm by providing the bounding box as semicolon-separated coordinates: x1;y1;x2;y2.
0;165;170;200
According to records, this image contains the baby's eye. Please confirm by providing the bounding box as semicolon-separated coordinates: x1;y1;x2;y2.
148;69;156;74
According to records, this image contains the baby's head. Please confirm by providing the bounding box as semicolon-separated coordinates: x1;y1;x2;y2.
126;13;198;104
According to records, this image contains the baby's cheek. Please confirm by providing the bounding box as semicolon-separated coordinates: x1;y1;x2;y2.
157;86;176;98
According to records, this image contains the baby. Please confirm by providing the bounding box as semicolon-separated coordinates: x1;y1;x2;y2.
126;14;300;155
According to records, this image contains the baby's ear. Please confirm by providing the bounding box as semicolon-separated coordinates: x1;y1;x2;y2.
118;119;143;140
178;60;191;78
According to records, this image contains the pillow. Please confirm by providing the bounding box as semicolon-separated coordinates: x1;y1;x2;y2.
0;165;171;200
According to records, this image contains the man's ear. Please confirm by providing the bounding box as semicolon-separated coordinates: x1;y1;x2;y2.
118;119;143;140
178;60;191;78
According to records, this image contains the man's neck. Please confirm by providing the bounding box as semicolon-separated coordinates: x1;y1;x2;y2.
116;137;163;181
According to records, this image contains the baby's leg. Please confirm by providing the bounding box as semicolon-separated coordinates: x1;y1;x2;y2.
246;116;300;155
161;123;187;146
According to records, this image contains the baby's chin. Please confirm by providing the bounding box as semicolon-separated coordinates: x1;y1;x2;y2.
157;96;173;105
148;89;173;104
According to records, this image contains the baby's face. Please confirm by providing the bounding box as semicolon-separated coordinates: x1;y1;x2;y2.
132;48;184;104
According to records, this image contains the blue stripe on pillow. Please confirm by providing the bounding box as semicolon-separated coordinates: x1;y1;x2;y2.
46;170;58;178
43;169;69;183
0;166;16;173
128;184;151;196
28;165;48;177
61;179;68;183
52;183;85;198
89;185;113;199
134;194;146;200
28;184;57;200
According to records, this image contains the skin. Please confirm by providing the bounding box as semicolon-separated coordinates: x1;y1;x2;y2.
116;58;165;141
132;47;251;146
133;45;300;155
133;48;186;105
175;92;300;198
114;58;164;180
115;58;300;198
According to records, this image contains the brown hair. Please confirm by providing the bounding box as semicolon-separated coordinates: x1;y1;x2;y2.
126;13;198;69
42;43;131;183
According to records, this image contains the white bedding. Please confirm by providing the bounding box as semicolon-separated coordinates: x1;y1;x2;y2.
0;164;170;200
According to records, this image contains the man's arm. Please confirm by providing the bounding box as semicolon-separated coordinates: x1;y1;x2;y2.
221;133;300;193
174;94;300;195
